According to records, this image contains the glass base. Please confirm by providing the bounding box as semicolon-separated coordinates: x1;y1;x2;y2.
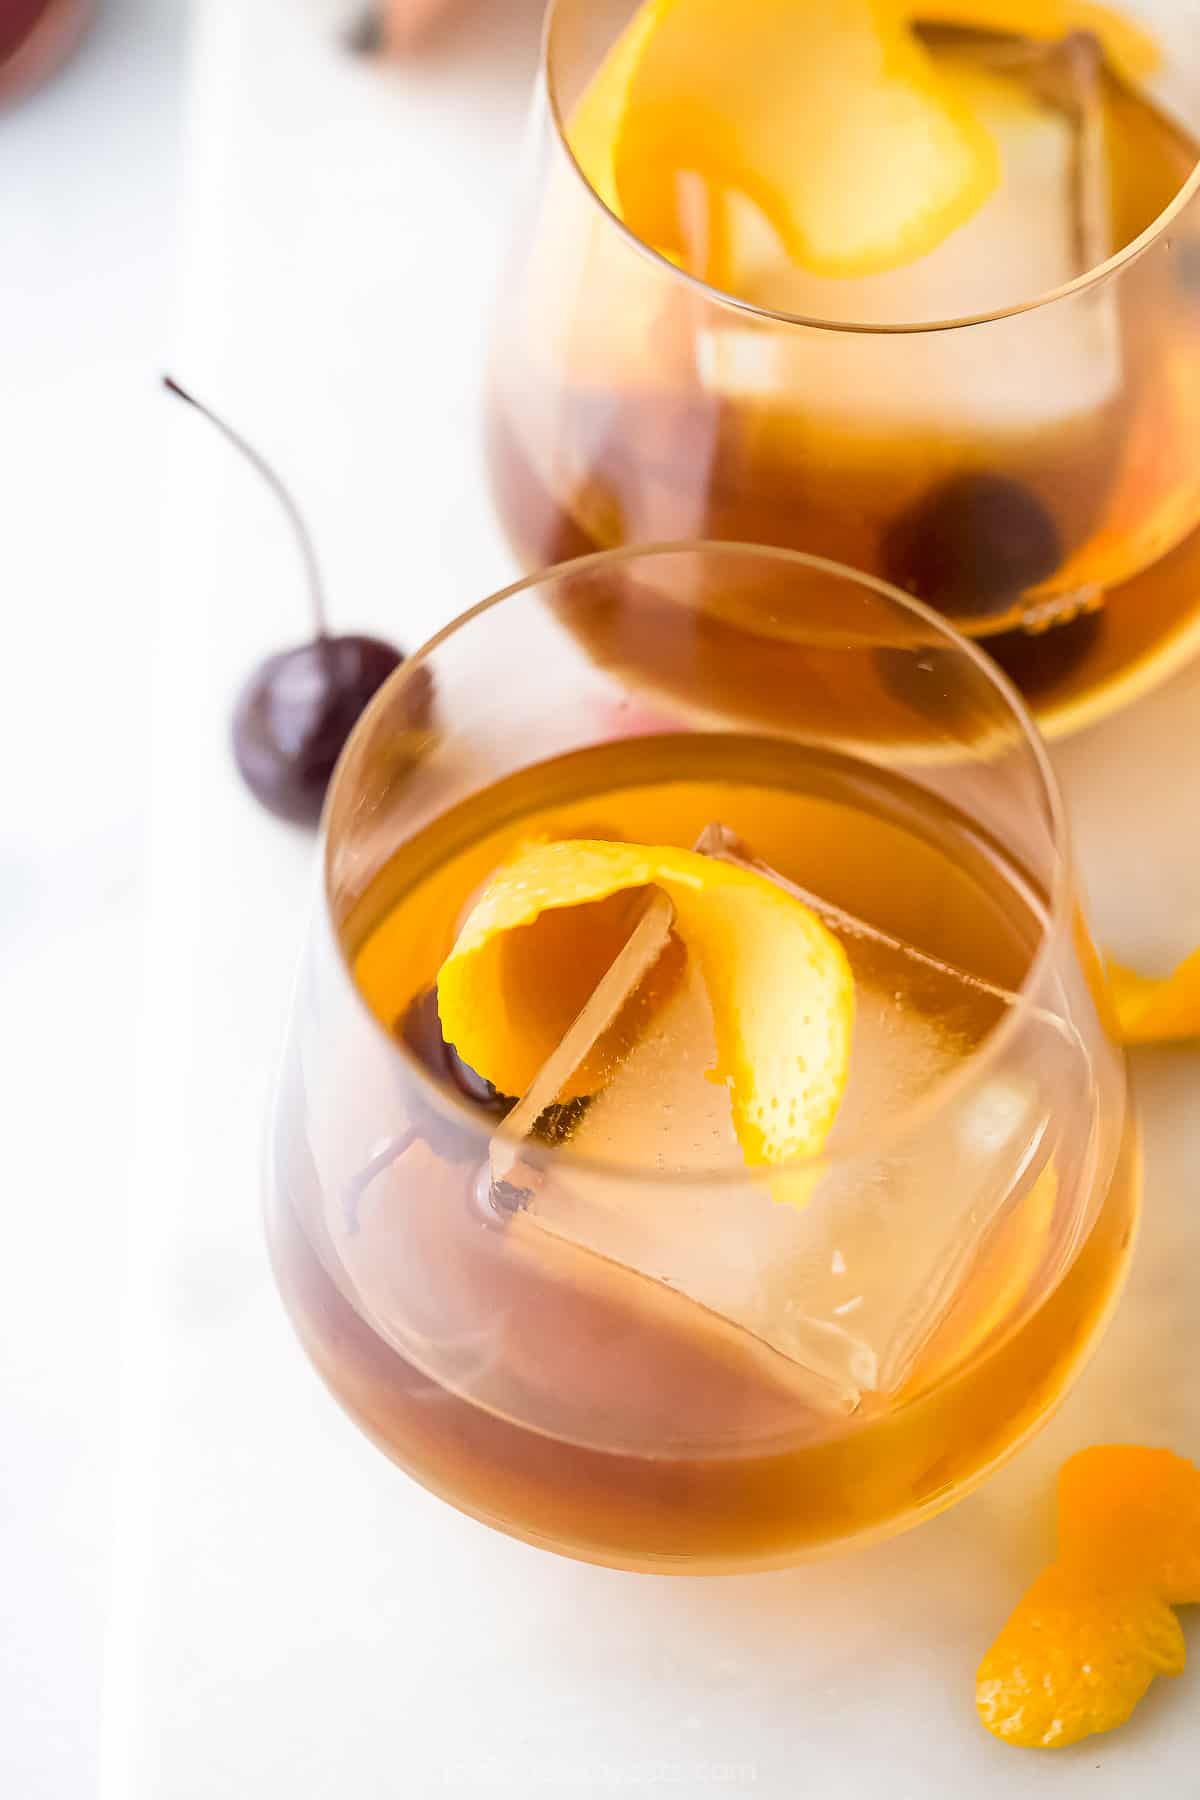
267;1118;1139;1573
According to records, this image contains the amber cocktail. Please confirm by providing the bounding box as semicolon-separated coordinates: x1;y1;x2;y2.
266;545;1136;1571
487;0;1200;735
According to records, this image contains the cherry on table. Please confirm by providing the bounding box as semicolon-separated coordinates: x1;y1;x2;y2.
163;376;428;826
231;633;408;826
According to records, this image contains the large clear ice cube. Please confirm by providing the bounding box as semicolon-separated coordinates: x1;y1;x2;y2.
490;824;1088;1411
696;30;1122;435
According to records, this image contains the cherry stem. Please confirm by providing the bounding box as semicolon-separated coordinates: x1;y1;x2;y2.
162;375;329;640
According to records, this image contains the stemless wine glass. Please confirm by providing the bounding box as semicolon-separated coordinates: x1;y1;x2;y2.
266;542;1137;1573
485;0;1200;739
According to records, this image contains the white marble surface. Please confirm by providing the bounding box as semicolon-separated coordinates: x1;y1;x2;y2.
99;2;1200;1796
1;5;186;1796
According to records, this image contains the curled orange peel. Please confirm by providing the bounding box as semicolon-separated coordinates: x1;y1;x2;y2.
435;837;854;1174
977;1447;1200;1748
566;0;663;218
568;0;1159;285
1108;949;1200;1045
589;0;1002;282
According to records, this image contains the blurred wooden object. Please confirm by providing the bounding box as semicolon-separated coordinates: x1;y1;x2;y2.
378;0;469;51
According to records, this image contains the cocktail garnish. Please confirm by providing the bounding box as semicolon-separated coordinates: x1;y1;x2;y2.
567;0;663;218
568;0;1158;286
978;1447;1200;1748
436;836;855;1177
1108;949;1200;1044
586;0;1001;283
161;376;429;826
487;887;677;1192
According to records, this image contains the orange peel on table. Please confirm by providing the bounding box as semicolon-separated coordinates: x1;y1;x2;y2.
978;1447;1200;1749
567;0;1158;287
1108;949;1200;1045
436;837;854;1178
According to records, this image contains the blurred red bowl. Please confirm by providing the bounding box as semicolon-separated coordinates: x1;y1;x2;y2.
0;0;93;107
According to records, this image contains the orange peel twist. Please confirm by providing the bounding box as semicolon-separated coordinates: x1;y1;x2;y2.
978;1447;1200;1748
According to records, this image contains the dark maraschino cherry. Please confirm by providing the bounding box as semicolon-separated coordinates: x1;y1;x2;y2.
163;375;426;826
881;472;1063;620
398;988;514;1118
231;634;408;827
342;988;516;1232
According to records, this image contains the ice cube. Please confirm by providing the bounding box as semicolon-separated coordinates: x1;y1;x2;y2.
697;821;1031;1121
489;887;678;1190
734;31;1113;322
696;31;1122;435
553;948;740;1174
488;822;1087;1409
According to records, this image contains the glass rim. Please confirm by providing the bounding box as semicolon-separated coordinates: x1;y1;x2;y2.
322;541;1080;1190
541;0;1200;337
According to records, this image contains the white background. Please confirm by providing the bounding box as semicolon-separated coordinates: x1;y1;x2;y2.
4;2;1200;1796
2;4;186;1795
